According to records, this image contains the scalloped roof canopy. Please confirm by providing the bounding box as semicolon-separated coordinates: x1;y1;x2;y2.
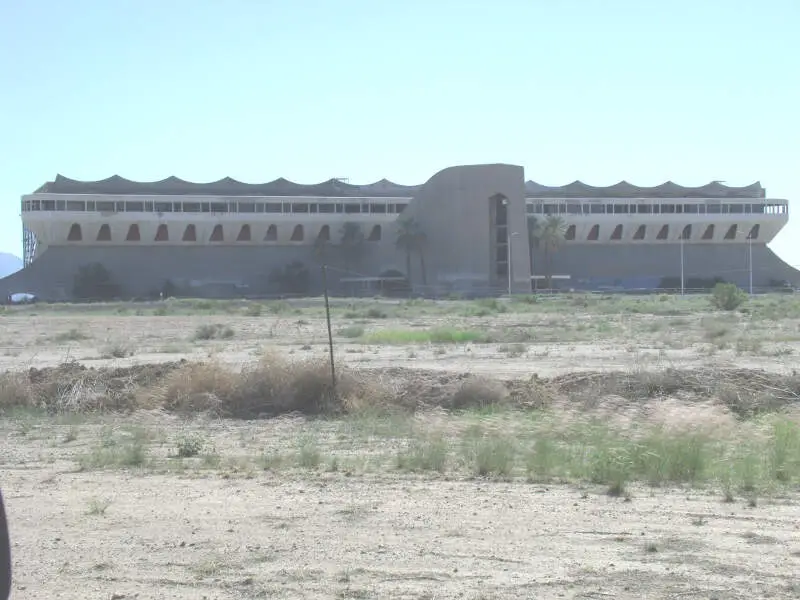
33;174;765;199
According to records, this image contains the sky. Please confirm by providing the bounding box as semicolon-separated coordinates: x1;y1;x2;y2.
1;0;799;266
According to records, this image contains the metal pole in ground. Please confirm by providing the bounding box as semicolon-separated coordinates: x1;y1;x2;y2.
507;233;513;297
680;235;685;295
748;235;753;295
321;264;337;399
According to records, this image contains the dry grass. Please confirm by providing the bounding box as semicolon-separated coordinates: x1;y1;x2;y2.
154;352;390;418
2;359;799;421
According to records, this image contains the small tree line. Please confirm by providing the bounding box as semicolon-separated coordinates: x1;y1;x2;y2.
528;215;567;289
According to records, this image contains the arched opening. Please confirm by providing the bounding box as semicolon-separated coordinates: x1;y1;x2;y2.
126;224;140;241
290;224;304;242
724;224;738;240
681;225;692;240
564;225;576;240
155;224;169;242
656;225;669;240
96;224;111;242
210;224;224;242
182;224;196;242
633;225;646;240
265;224;278;242
236;224;251;241
702;224;715;240
610;224;623;241
748;224;760;240
368;225;382;241
317;225;330;241
67;223;82;241
587;224;600;241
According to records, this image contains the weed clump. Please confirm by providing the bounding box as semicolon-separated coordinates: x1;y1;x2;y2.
710;282;747;311
449;377;507;410
192;323;235;341
157;353;383;419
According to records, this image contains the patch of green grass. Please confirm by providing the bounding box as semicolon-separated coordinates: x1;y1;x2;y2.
244;303;263;317
78;427;151;470
362;327;489;345
174;433;207;458
260;450;285;471
461;430;516;477
78;438;148;470
338;325;365;339
86;498;111;516
396;435;448;473
296;436;321;469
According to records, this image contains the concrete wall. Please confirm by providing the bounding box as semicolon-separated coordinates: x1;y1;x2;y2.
4;162;798;300
535;243;800;290
0;244;412;300
404;164;531;293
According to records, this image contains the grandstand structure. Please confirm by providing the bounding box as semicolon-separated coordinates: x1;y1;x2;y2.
2;163;797;300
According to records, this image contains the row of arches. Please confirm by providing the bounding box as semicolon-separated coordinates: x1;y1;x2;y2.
563;223;760;242
66;223;384;243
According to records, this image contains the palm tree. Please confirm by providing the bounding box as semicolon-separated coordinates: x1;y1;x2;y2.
395;217;417;285
338;222;364;273
527;216;542;290
415;227;428;286
312;234;332;264
538;215;567;289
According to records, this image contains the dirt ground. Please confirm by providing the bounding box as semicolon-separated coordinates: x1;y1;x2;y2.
2;415;799;600
0;307;798;378
1;298;800;598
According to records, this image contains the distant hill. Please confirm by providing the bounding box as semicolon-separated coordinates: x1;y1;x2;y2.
0;253;23;278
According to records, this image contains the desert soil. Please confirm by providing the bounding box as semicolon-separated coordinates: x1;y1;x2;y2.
1;298;800;598
3;415;800;600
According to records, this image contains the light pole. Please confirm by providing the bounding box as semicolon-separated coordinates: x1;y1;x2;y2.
680;233;685;296
734;229;754;295
747;232;753;296
508;231;519;297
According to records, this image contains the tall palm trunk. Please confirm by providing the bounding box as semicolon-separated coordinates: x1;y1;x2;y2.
405;250;412;286
544;245;552;289
419;252;427;286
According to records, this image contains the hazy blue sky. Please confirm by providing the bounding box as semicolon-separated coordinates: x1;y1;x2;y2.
2;0;798;266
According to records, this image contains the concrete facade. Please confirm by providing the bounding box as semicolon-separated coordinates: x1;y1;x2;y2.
3;163;798;300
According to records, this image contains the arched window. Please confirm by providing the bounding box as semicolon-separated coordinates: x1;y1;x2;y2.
126;224;140;241
265;225;278;242
290;225;304;242
210;225;224;242
67;223;82;241
182;224;196;242
610;225;623;241
96;224;111;241
564;225;576;240
656;225;669;240
702;224;715;240
633;225;646;240
748;224;760;240
318;225;330;241
236;225;251;242
681;225;692;240
587;224;600;241
368;225;382;241
724;224;738;240
155;224;169;242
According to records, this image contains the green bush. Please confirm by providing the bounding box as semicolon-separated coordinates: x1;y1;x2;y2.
710;282;747;311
